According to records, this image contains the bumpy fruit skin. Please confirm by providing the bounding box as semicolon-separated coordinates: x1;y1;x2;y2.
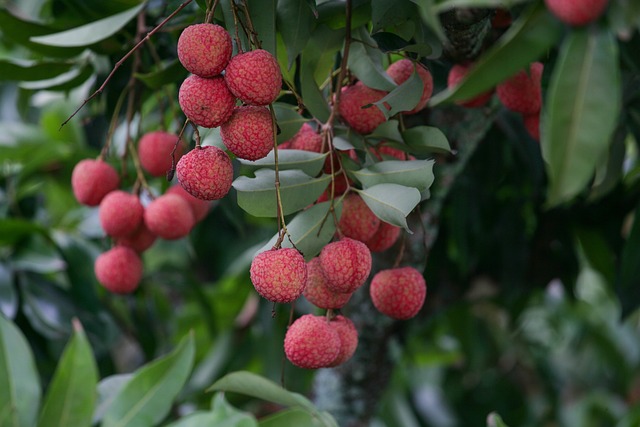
365;222;401;253
177;23;232;77
176;146;233;201
338;194;380;243
284;314;341;369
496;62;543;115
328;315;358;367
250;248;307;303
545;0;608;26
94;246;143;294
99;191;144;238
370;267;427;320
370;144;410;161
144;194;195;240
320;238;372;294
283;123;323;153
116;222;157;253
166;185;211;222
71;159;119;206
523;113;540;141
339;82;388;135
138;131;183;177
447;64;494;108
220;106;273;160
179;75;235;128
224;49;282;106
303;258;352;309
386;59;433;114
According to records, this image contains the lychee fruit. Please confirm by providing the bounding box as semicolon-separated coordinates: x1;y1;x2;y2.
284;314;341;369
365;221;401;253
370;266;427;320
137;131;184;178
250;248;307;303
144;194;195;240
338;194;380;243
224;49;282;106
220;106;274;160
176;146;234;201
386;59;433;114
370;144;410;161
177;23;232;77
447;63;494;108
115;222;157;253
71;159;119;206
283;123;323;153
496;62;543;115
303;258;352;309
319;238;372;294
545;0;608;26
99;191;144;238
328;315;358;367
94;246;143;294
178;75;235;128
338;82;388;135
166;184;211;222
317;172;352;203
492;8;512;28
523;113;540;141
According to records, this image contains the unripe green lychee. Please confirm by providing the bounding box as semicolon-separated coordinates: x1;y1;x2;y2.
99;191;144;238
177;23;232;77
166;184;211;222
176;146;233;201
370;266;427;320
144;194;195;240
224;49;282;106
71;159;119;206
220;106;273;160
496;62;543;115
328;315;358;367
283;123;323;153
138;131;184;178
179;75;235;128
284;314;341;369
365;221;401;253
447;63;494;108
320;238;372;294
115;222;157;253
303;258;352;309
339;194;380;243
386;59;433;114
94;246;143;294
250;248;307;303
545;0;608;26
338;82;388;135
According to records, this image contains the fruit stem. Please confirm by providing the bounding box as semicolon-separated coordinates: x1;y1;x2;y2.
204;0;220;24
393;233;406;268
229;0;244;54
240;0;261;50
167;118;190;182
269;104;290;249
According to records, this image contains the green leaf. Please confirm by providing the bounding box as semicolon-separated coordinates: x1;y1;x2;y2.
93;375;133;425
402;126;452;154
370;32;432;56
259;408;328;426
0;219;49;246
356;184;421;232
0;58;75;82
542;27;621;206
165;393;258;427
101;333;195;427
347;28;397;91
434;0;529;13
37;322;98;427
239;150;329;176
232;169;331;217
134;60;188;90
486;412;510;427
248;0;277;56
0;264;17;319
258;201;342;260
277;0;317;67
352;160;434;192
30;2;145;47
372;69;423;118
429;3;562;106
369;120;404;142
0;314;41;427
273;103;306;142
20;63;95;92
619;205;640;316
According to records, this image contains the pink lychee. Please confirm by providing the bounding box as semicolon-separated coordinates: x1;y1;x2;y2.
176;146;234;201
496;62;544;115
144;194;195;240
338;194;380;243
284;314;341;369
177;23;232;77
338;82;388;135
386;59;433;114
370;266;427;320
224;49;282;106
220;106;274;160
115;222;157;253
99;191;144;238
303;258;352;309
328;315;358;367
166;184;211;222
545;0;608;26
94;246;143;294
365;222;401;253
71;159;119;206
319;238;372;294
250;248;307;303
283;123;323;153
447;63;494;108
178;75;235;128
138;131;184;178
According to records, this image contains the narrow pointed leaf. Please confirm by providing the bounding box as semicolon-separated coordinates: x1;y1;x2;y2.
277;0;317;67
0;59;74;82
352;160;434;192
357;184;421;232
239;150;329;176
402;126;452;154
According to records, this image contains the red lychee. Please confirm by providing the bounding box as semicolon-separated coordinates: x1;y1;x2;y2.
250;248;307;303
316;172;352;203
365;221;401;253
319;238;372;294
99;191;144;238
492;8;512;28
283;123;323;153
284;314;341;369
447;63;494;108
303;258;352;309
220;106;274;160
178;75;235;128
115;222;157;253
338;194;380;243
166;184;211;222
137;131;184;178
338;82;388;135
177;23;232;78
523;113;540;141
94;246;143;294
545;0;608;26
370;144;411;161
144;194;195;240
176;146;234;201
370;266;427;320
328;315;358;367
496;62;543;115
224;49;282;106
386;59;433;114
71;159;119;206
